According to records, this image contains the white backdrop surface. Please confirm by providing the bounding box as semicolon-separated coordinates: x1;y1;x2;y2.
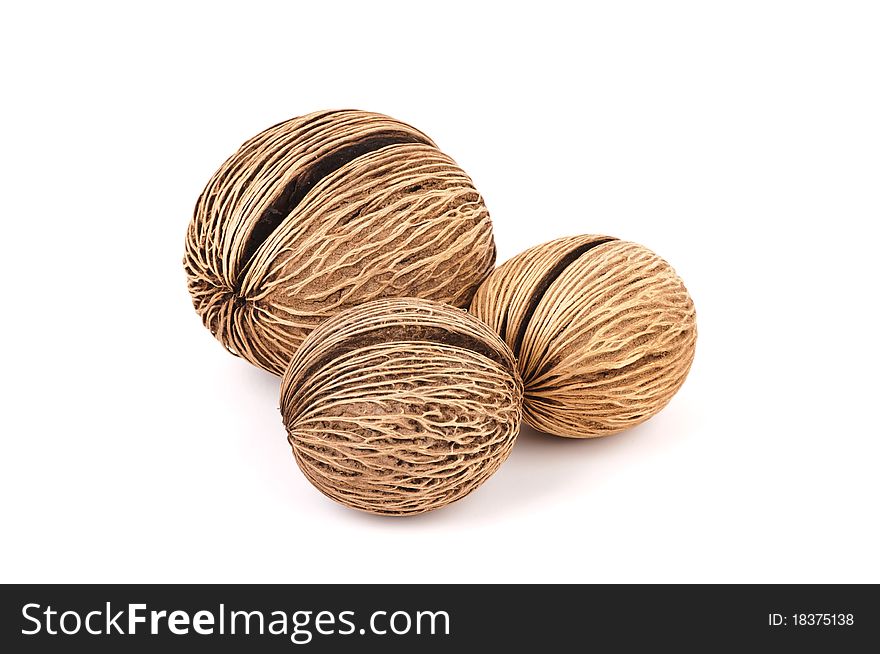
1;1;878;583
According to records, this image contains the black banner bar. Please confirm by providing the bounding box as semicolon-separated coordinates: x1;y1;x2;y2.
1;584;875;651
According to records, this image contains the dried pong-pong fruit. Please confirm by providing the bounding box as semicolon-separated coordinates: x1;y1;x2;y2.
184;110;496;375
280;298;523;516
470;235;696;438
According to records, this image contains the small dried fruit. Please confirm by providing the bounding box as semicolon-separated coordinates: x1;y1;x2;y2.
280;298;523;516
470;235;696;438
184;110;495;374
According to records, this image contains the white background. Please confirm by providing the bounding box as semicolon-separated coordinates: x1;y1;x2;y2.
1;1;878;583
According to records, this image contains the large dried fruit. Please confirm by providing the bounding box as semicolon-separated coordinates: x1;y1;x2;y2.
280;298;523;516
184;110;496;375
470;235;696;438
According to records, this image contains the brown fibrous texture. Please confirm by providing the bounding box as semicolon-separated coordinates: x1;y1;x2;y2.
280;298;523;516
184;110;496;375
470;235;697;438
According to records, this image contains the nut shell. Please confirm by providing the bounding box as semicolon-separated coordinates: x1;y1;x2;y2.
470;235;696;438
185;110;495;374
280;298;523;515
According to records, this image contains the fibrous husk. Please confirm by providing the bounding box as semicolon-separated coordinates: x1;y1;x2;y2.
470;235;696;438
184;110;496;375
280;298;523;516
